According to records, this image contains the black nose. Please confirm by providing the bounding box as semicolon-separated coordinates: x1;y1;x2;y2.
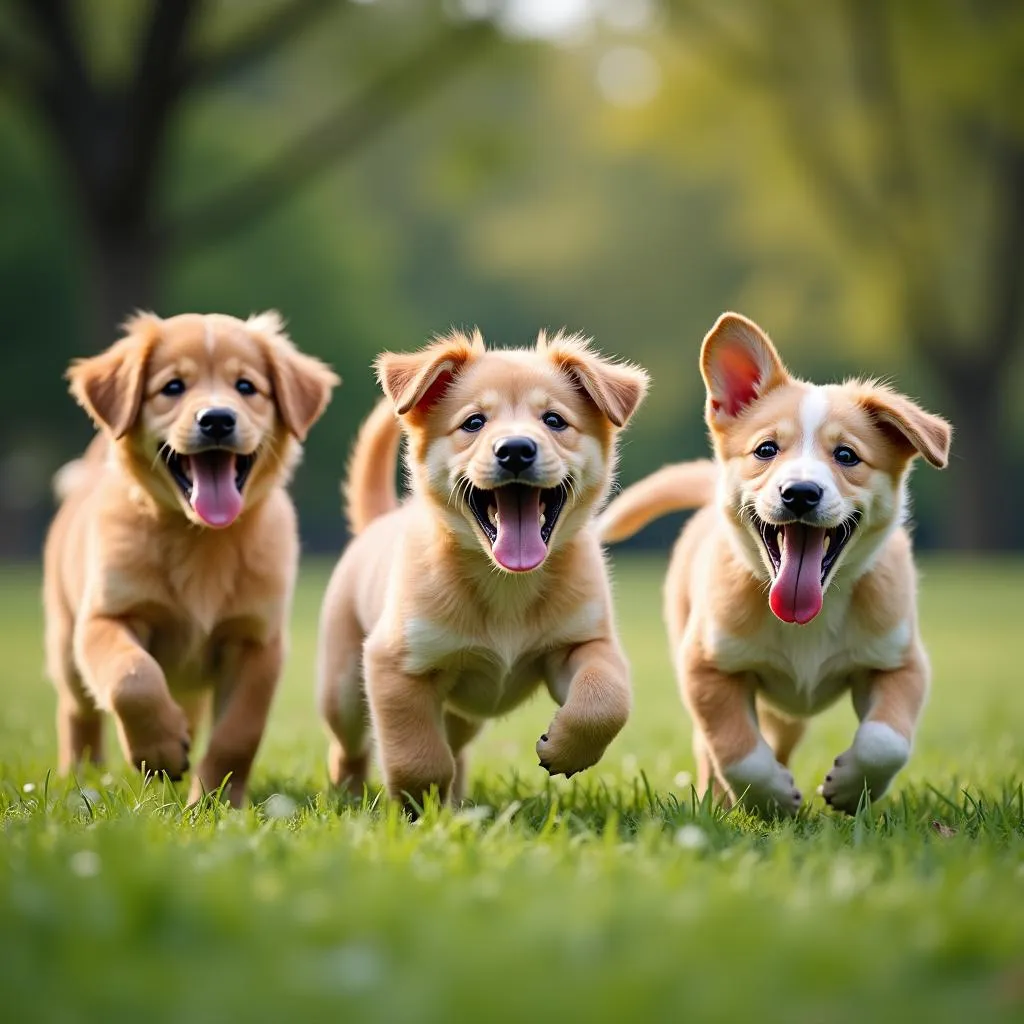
780;481;823;517
494;436;538;475
197;407;236;442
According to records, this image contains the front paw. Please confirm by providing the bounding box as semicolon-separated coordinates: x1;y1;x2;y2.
723;742;803;818
536;707;619;779
819;723;910;815
117;699;191;780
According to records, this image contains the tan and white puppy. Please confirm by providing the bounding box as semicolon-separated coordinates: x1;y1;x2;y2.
598;313;951;816
44;311;338;805
317;329;648;805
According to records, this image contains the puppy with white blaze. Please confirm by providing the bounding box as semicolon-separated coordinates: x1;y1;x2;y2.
598;313;952;816
317;329;649;807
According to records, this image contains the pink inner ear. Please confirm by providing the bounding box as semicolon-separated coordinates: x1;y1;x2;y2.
416;370;454;413
713;343;762;417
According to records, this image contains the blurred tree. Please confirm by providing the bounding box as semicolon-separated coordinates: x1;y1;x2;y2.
661;0;1024;549
1;0;494;348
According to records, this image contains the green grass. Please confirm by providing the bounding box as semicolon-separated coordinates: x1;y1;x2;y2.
1;555;1023;1023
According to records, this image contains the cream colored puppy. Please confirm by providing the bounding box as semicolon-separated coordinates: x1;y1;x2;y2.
44;312;338;805
599;313;951;815
317;329;648;805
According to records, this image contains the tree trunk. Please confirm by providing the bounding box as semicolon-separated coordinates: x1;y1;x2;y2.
937;363;1015;552
85;222;159;350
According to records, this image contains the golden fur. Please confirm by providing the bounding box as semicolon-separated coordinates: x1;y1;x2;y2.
317;329;648;805
598;313;951;816
44;311;338;805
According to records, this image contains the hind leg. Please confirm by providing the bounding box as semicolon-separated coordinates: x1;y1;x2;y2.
692;730;727;804
56;692;104;771
757;702;807;768
445;712;483;804
47;604;104;771
317;581;371;794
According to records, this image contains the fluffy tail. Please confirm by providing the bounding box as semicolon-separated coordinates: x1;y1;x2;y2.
598;460;718;544
52;434;108;503
344;399;401;534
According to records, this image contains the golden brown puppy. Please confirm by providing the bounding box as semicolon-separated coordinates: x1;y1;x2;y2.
317;329;648;804
44;311;338;805
598;313;951;816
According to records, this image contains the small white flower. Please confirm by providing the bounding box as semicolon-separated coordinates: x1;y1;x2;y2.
69;851;101;878
454;805;492;825
22;782;35;794
673;771;693;789
674;824;708;850
262;793;298;820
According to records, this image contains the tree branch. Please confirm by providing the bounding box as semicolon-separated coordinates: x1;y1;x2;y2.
13;0;85;84
839;0;947;339
186;0;336;92
0;30;45;96
163;20;499;254
11;0;102;201
670;1;888;248
116;0;203;220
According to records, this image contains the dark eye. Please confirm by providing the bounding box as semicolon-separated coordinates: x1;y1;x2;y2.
460;413;486;433
754;440;779;460
542;411;568;431
834;445;861;466
236;378;257;396
161;378;185;397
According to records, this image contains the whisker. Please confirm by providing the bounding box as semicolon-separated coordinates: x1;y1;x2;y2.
151;442;173;474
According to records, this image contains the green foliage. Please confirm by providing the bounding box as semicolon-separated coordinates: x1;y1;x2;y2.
0;0;1021;550
1;556;1023;1022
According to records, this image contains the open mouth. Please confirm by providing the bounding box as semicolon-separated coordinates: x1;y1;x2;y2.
466;481;569;572
162;448;256;529
754;512;861;625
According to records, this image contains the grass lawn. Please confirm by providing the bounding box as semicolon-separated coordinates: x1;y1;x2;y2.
1;553;1022;1023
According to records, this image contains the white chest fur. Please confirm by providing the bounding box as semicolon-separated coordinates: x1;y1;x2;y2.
403;599;604;718
705;594;910;716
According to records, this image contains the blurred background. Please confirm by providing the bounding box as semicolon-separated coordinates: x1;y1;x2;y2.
0;0;1021;557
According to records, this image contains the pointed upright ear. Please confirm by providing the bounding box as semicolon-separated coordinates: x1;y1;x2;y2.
66;314;161;439
700;313;789;422
375;333;478;416
859;386;952;469
249;311;340;441
544;332;650;428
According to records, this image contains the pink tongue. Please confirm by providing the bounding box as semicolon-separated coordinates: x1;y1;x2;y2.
187;452;243;528
492;486;548;572
769;523;826;625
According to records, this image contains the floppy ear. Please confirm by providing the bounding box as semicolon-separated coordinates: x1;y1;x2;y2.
544;332;649;428
700;313;789;421
66;314;160;439
375;332;478;416
249;312;340;441
859;386;952;469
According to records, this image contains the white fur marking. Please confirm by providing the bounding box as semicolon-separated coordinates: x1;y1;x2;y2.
821;722;910;812
204;317;215;357
778;387;840;513
852;722;910;772
799;388;830;458
725;741;779;788
863;620;912;671
403;617;463;674
723;739;801;815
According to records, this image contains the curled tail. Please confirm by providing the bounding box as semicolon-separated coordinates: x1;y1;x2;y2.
344;399;401;534
52;434;109;503
598;460;718;544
